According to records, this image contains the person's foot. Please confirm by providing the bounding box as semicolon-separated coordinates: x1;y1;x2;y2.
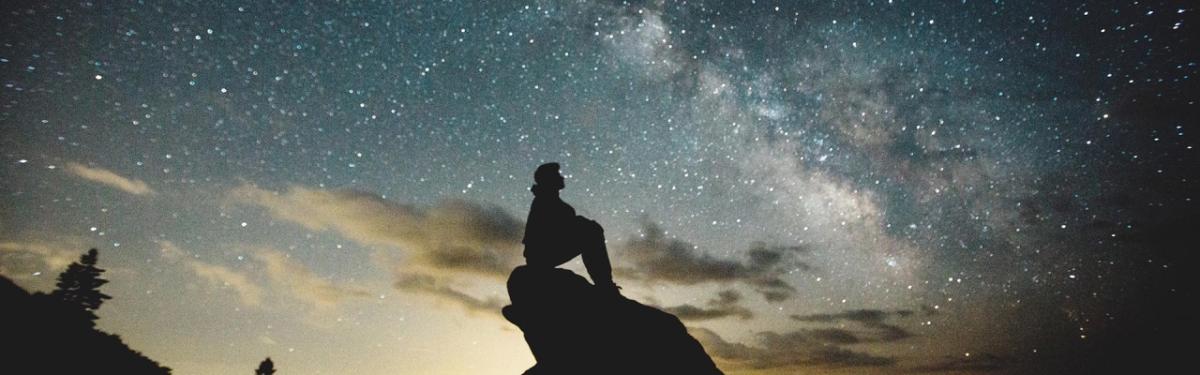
595;282;623;298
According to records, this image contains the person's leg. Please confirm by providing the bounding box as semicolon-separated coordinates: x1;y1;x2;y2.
578;218;616;288
528;245;582;269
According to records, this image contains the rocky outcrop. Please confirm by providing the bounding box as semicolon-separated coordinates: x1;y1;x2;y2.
503;266;723;375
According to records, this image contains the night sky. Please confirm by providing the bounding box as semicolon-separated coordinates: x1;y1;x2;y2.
1;1;1196;374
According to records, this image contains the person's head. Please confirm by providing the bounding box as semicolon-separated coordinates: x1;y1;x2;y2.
534;162;565;190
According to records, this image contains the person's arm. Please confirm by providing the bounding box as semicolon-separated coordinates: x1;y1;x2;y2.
523;199;546;248
555;198;576;218
524;198;568;262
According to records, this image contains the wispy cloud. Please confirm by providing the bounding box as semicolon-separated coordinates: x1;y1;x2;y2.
0;239;89;291
229;184;523;317
791;309;916;343
65;162;154;195
619;220;809;301
393;272;506;316
254;248;371;309
159;241;264;307
0;240;81;271
906;353;1011;373
690;327;897;370
661;289;753;321
159;241;366;309
188;259;265;306
229;184;524;278
688;309;920;370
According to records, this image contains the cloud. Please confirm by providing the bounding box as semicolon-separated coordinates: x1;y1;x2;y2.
0;240;81;273
393;272;506;316
65;162;154;195
159;241;365;309
757;330;897;367
187;259;265;306
229;184;523;278
619;220;808;301
254;248;370;309
906;353;1011;373
688;327;763;364
230;184;527;317
661;289;753;321
791;309;915;323
0;239;89;291
791;309;916;343
689;327;896;370
686;309;920;370
159;241;264;307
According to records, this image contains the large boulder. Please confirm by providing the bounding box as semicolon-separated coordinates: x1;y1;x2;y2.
503;266;723;375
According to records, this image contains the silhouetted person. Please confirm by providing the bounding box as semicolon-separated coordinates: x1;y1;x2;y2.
522;162;619;294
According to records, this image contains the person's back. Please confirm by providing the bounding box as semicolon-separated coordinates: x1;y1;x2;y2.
523;181;576;266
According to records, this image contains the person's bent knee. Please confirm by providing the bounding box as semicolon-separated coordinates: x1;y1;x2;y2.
579;217;604;233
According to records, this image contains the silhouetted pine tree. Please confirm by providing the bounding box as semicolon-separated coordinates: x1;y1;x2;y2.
255;357;276;375
49;248;112;322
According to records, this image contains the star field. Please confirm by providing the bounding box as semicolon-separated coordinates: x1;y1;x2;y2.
1;1;1195;374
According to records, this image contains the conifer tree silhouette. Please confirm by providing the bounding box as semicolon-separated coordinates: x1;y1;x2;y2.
255;357;276;375
49;248;112;322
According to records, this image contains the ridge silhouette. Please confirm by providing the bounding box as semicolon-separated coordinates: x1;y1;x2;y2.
503;163;724;375
2;249;172;374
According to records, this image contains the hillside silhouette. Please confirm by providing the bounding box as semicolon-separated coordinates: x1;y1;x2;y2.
1;249;171;374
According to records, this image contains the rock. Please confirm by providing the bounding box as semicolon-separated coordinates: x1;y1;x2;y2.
503;266;724;375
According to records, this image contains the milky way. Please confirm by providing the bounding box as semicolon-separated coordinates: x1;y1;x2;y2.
1;1;1195;374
